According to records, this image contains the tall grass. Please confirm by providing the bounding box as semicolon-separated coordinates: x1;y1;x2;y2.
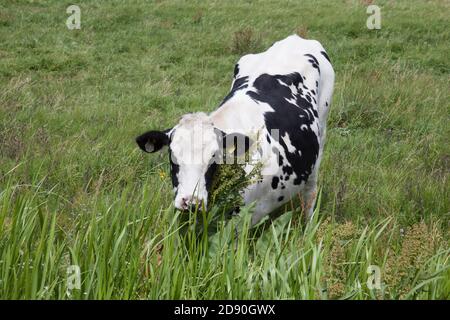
0;172;447;299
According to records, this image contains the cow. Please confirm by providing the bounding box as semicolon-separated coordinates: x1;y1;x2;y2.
136;35;335;226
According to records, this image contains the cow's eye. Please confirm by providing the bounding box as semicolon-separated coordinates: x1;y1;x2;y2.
208;153;217;165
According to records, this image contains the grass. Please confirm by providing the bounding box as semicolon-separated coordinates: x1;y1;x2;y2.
0;0;449;299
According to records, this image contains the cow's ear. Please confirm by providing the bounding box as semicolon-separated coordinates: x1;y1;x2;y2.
136;129;171;153
222;132;253;157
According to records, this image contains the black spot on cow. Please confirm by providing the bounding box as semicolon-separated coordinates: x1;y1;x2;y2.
282;165;293;175
169;150;179;188
278;196;284;202
204;162;217;192
271;176;279;189
220;76;249;106
320;50;331;63
233;64;240;78
304;54;320;74
278;152;284;166
247;73;319;185
305;53;319;65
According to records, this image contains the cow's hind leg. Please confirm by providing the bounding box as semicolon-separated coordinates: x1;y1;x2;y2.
300;175;318;220
303;183;317;220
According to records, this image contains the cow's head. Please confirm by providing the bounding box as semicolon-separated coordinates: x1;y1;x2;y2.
136;113;252;212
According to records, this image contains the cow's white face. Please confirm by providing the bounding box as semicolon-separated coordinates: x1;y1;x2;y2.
136;112;251;212
169;113;220;210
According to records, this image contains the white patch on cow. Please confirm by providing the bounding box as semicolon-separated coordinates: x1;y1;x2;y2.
260;138;282;176
306;108;315;119
285;97;297;105
311;120;320;137
281;133;296;153
277;79;288;87
289;84;298;95
211;94;273;134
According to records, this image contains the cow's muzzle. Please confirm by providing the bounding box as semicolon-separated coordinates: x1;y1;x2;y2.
177;196;205;212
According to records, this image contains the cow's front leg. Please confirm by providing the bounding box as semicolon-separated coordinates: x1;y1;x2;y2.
250;202;278;226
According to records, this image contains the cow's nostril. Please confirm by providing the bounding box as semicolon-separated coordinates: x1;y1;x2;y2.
180;197;203;212
181;197;189;210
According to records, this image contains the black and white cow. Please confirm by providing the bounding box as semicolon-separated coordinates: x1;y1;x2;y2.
136;35;335;226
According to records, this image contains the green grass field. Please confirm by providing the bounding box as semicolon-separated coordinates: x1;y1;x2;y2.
0;0;449;299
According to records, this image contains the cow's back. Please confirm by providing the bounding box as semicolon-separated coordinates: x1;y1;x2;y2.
236;36;327;77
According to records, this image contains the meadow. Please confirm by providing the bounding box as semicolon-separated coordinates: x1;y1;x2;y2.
0;0;448;299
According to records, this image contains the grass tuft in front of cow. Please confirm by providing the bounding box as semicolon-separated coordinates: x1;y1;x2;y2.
209;158;262;215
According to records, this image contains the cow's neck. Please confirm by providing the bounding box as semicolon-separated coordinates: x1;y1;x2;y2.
210;92;270;136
